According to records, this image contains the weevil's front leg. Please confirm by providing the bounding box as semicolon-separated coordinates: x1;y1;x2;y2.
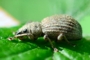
27;33;37;40
27;33;33;39
44;34;58;52
27;29;37;40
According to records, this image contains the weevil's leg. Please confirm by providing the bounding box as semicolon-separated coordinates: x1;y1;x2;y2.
27;33;35;40
44;34;58;52
44;35;54;48
63;35;71;44
57;33;63;42
57;33;75;46
27;29;35;40
27;33;37;40
57;33;71;43
63;35;75;46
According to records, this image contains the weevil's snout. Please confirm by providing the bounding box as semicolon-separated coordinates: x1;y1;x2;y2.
15;31;22;35
15;29;28;35
13;29;29;40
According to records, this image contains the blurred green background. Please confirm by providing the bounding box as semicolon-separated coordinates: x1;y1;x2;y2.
0;0;90;60
0;0;90;35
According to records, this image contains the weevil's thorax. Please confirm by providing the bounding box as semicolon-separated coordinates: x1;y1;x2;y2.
29;22;42;37
41;15;82;40
15;22;42;39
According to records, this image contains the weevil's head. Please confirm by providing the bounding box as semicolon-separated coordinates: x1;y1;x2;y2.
15;22;43;40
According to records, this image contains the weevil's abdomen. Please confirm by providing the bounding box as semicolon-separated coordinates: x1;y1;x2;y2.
41;15;82;40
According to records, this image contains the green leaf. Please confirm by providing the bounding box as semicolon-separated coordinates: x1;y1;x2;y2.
0;0;90;60
0;29;90;60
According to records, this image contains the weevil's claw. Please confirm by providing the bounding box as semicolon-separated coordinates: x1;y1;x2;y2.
54;48;59;52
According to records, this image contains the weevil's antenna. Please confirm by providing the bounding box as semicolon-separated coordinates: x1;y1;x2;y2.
7;33;29;41
7;36;16;41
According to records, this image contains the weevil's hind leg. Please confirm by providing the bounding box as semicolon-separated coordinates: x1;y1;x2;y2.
57;33;75;46
44;34;58;52
63;35;75;47
57;33;63;42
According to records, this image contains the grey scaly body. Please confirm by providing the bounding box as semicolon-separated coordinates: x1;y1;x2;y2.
41;15;82;41
9;22;42;40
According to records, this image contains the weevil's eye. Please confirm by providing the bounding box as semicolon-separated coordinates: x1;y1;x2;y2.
15;29;28;35
15;31;22;35
23;29;28;33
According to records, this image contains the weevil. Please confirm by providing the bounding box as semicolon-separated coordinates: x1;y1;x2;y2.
8;15;82;52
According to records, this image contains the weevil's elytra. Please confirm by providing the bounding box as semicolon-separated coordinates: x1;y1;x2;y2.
41;15;82;41
41;15;82;51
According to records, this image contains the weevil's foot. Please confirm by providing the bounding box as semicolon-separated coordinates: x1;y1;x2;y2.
54;48;59;52
69;43;76;47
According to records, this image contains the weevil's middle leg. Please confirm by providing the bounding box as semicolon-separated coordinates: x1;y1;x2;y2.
44;34;58;52
57;33;63;42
